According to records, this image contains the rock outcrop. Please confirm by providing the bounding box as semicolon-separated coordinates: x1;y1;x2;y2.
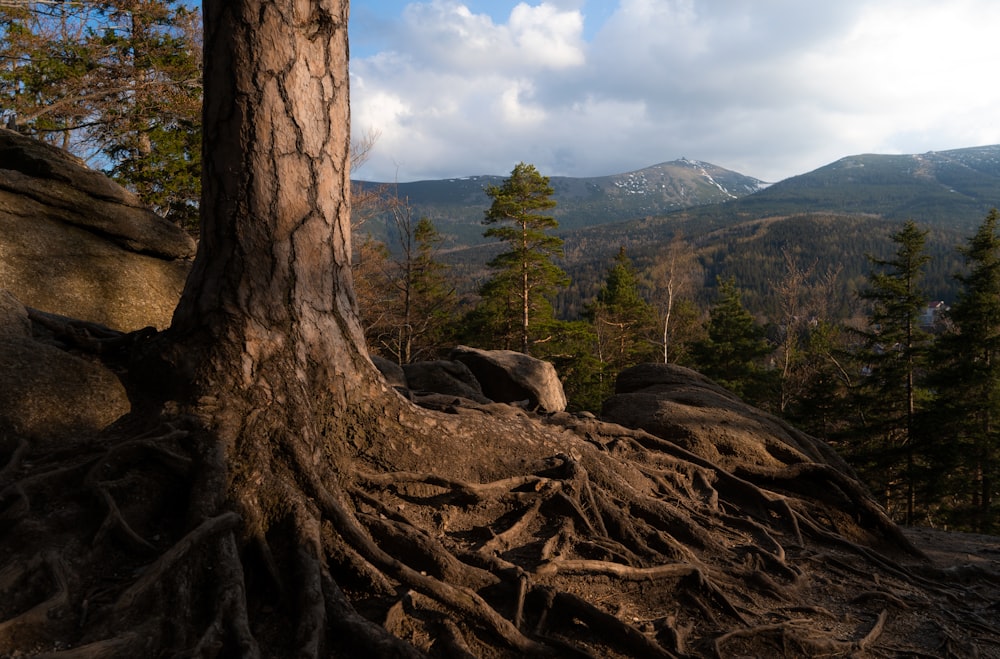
602;362;852;474
0;128;195;331
402;359;491;404
0;291;129;439
370;347;568;413
0;289;30;338
370;354;407;389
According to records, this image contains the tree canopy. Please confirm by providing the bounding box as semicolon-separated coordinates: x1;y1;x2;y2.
0;0;202;226
852;220;931;523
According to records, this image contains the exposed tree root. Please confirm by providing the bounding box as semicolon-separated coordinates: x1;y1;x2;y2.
712;609;888;657
0;438;28;485
0;552;69;648
113;511;241;614
2;391;999;658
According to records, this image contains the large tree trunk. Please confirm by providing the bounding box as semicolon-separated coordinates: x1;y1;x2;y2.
172;0;375;406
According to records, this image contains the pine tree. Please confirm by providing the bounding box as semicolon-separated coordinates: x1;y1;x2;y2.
587;247;659;393
402;216;456;361
853;220;931;523
479;162;569;354
691;276;775;405
931;209;1000;531
0;1;202;226
535;319;604;412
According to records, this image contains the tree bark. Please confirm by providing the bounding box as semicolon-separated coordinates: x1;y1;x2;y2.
171;0;379;410
162;0;394;537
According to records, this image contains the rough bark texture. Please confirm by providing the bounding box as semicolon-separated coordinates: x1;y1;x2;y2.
1;2;1000;658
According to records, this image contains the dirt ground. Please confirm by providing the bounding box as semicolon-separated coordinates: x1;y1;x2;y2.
903;527;1000;574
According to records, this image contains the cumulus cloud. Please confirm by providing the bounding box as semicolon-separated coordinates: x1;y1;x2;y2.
349;0;1000;183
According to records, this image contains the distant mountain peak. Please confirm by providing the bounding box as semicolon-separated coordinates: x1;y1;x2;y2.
354;160;766;245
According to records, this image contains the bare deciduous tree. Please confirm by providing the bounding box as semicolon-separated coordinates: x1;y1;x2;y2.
650;233;703;363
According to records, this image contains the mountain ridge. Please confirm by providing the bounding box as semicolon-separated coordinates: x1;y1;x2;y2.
356;144;1000;244
727;144;1000;230
353;158;767;244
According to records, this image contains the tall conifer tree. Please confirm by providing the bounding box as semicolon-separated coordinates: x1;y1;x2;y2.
587;247;658;388
854;220;931;523
931;209;1000;531
479;162;568;354
0;1;202;225
691;277;775;405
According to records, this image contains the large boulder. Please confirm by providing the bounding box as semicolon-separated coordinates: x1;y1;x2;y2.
370;354;407;389
0;128;195;331
0;292;129;439
402;359;492;404
449;345;567;413
602;362;852;475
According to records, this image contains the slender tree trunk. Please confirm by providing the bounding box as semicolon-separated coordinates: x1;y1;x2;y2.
521;224;530;354
905;291;916;525
662;281;673;364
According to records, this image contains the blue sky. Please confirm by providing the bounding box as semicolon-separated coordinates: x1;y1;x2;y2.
349;1;1000;183
351;1;615;57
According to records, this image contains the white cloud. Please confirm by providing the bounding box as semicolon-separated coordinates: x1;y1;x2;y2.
499;80;547;125
349;0;1000;183
509;2;586;68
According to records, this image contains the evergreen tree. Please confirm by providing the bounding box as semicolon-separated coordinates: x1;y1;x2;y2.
460;269;521;350
931;209;1000;531
691;277;775;405
783;320;859;440
853;220;931;523
478;162;568;354
534;319;604;413
404;217;456;360
0;1;202;226
587;247;659;397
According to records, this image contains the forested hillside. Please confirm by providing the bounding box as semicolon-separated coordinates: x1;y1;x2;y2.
353;158;766;245
359;145;1000;323
435;213;967;323
555;213;968;320
714;145;1000;231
